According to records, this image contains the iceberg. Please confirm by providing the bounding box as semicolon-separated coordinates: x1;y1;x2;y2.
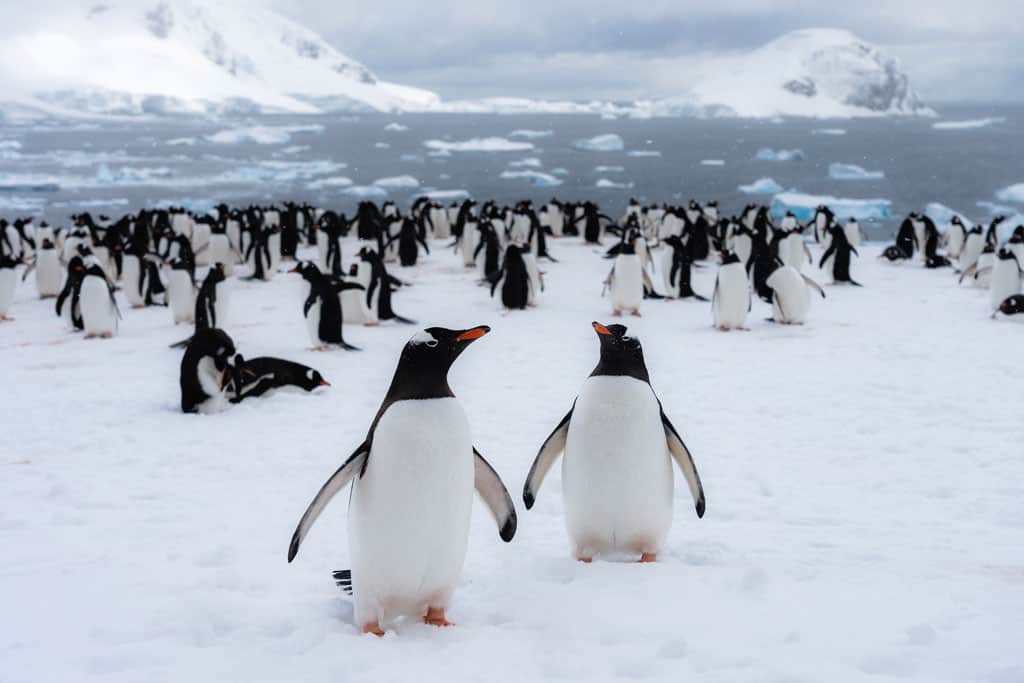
373;175;420;189
374;142;391;149
306;176;354;190
384;123;409;132
738;178;784;194
812;128;847;135
995;183;1024;203
574;134;624;152
551;168;569;176
343;185;388;199
509;129;554;139
627;150;661;157
596;178;635;189
594;165;625;173
278;145;310;155
828;163;885;180
932;117;1005;131
499;170;562;187
924;202;969;226
423;137;533;153
399;154;422;162
755;148;804;161
418;189;471;200
508;158;543;168
701;159;725;166
166;137;196;146
0;172;62;192
206;125;323;145
770;192;891;221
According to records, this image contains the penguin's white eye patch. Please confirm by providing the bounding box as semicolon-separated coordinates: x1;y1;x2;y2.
426;340;439;348
410;330;437;346
306;370;314;380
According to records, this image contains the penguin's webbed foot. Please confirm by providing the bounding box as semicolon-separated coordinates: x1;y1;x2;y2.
362;623;385;637
611;309;622;317
576;556;593;563
630;309;641;317
0;315;12;322
424;607;454;628
639;553;657;563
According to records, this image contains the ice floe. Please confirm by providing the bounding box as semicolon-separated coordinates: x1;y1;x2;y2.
755;147;805;161
374;142;391;149
508;129;553;139
418;189;471;200
343;185;388;199
701;159;725;166
508;158;543;168
384;123;409;132
770;192;891;221
373;175;420;189
574;134;624;152
994;183;1024;203
812;128;847;136
166;137;196;146
596;178;634;189
738;177;784;194
594;165;625;173
306;176;354;190
932;117;1005;131
206;125;323;145
499;170;562;187
829;163;885;180
626;150;661;157
423;137;533;153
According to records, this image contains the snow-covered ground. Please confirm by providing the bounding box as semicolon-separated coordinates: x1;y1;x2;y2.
2;235;1022;683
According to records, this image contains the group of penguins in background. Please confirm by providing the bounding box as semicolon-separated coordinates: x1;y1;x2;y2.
878;210;1024;317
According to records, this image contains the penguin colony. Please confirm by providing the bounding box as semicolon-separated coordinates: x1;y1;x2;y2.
2;195;1021;636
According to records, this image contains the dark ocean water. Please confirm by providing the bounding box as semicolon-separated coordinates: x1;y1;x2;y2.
1;104;1021;241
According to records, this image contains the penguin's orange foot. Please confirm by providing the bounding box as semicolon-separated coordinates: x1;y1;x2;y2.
84;333;95;339
639;553;657;563
577;556;593;563
631;309;642;317
0;315;12;321
365;322;380;327
424;608;454;627
100;332;113;339
717;325;729;332
362;623;385;637
611;309;622;317
310;345;328;352
131;304;144;309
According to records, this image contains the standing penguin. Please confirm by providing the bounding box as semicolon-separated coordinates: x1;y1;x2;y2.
490;243;532;310
959;225;985;273
79;262;119;339
0;253;17;321
169;264;229;348
712;252;751;331
56;256;86;330
179;328;238;414
523;322;704;562
166;258;196;324
604;232;647;317
31;238;61;298
988;248;1023;311
286;326;516;636
661;235;706;300
895;216;918;259
765;265;826;325
290;261;362;351
386;217;430;267
359;248;415;324
819;225;861;286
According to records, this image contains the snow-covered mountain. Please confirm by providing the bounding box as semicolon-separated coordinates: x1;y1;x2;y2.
0;0;439;116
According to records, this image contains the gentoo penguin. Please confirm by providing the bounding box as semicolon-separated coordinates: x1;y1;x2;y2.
56;257;86;330
712;252;751;331
921;215;941;260
661;235;706;300
843;217;863;248
179;328;238;414
290;261;362;351
988;249;1023;311
359;248;415;324
960;243;996;288
879;245;909;263
386;217;430;267
523;322;704;562
490;243;533;310
993;294;1024;319
229;355;329;402
286;326;517;636
0;253;17;321
765;265;825;325
166;258;196;324
959;226;985;273
169;264;229;349
32;238;61;298
944;216;966;259
895;216;918;259
604;232;647;317
819;225;861;286
79;262;119;339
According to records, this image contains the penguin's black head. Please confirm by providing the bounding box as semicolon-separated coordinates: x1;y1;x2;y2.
590;322;649;383
386;326;491;400
303;368;330;390
288;261;320;280
997;295;1024;316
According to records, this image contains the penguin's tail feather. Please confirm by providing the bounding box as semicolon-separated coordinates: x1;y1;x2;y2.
168;335;193;349
339;340;361;351
391;314;417;325
332;570;353;595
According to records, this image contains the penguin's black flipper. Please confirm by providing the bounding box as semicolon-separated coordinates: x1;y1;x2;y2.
288;443;370;562
523;403;575;509
472;448;517;542
169;335;194;349
332;569;353;595
660;407;706;518
338;340;361;351
390;314;417;325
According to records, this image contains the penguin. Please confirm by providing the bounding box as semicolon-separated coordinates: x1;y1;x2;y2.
386;217;430;267
31;237;61;298
819;225;861;286
879;245;909;263
229;355;330;402
473;221;503;282
712;252;751;331
661;235;706;300
290;261;362;351
286;326;517;636
55;256;86;330
765;265;825;325
960;243;996;288
843;217;863;249
944;216;966;259
179;328;238;414
79;262;119;339
166;258;196;324
925;255;953;269
522;322;704;563
206;222;234;276
168;264;229;349
1007;228;1024;266
958;225;985;273
895;216;918;258
811;205;834;245
0;253;17;321
993;294;1024;319
489;243;532;310
988;249;1023;311
921;215;941;260
604;231;648;317
358;248;415;324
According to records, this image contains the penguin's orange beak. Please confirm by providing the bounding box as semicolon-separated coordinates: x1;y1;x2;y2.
592;322;612;336
288;265;300;273
456;326;490;342
318;379;331;387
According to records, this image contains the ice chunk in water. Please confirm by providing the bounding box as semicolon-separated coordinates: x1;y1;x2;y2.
574;134;624;152
755;148;804;161
499;170;562;187
738;178;784;194
770;192;891;221
596;178;634;189
373;175;420;189
829;163;884;180
424;137;533;152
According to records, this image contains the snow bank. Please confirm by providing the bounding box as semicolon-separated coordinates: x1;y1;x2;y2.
509;129;554;138
596;178;634;189
932;117;1005;131
384;122;409;132
508;158;543;168
423;137;533;153
738;177;784;194
306;176;354;190
206;125;324;145
574;134;624;152
372;175;420;189
755;147;805;161
829;163;885;180
812;128;847;135
994;183;1024;203
770;192;891;221
701;159;725;166
499;170;563;187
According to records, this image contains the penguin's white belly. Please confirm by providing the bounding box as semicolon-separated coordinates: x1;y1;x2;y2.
843;224;861;247
340;289;371;324
733;234;752;265
80;277;116;336
167;272;195;323
522;253;542;304
192;225;212;265
611;254;642;311
660;250;677;296
0;269;15;314
946;230;964;258
989;262;1021;310
36;251;61;297
213;283;229;327
974;254;994;288
767;265;810;324
196;357;227;414
960;237;983;271
562;376;673;556
788;236;807;272
91;246;112;279
207;234;231;273
267;234;281;274
714;264;749;329
461;229;479;266
349;398;474;625
122;256;143;305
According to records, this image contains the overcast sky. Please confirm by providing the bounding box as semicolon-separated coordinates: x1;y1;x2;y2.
266;0;1023;103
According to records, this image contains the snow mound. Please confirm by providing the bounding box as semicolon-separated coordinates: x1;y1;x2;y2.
701;159;725;166
574;134;624;152
423;137;533;153
596;178;634;189
770;192;892;221
932;117;1005;131
688;29;933;118
372;175;420;189
829;163;885;181
994;183;1024;203
508;129;554;138
756;148;804;162
812;128;847;135
206;125;323;145
0;0;439;116
738;177;784;194
508;158;543;168
384;122;409;131
499;170;562;187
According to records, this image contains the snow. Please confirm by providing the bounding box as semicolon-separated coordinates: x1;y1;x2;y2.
596;178;634;189
574;134;625;152
2;233;1021;683
423;138;534;153
384;123;409;132
207;125;324;145
994;183;1024;204
755;148;805;162
770;192;892;221
812;128;847;135
700;159;725;166
498;170;563;187
932;117;1005;131
507;158;543;168
372;175;420;189
627;150;662;157
508;129;554;139
306;176;354;190
829;163;885;181
738;177;784;194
